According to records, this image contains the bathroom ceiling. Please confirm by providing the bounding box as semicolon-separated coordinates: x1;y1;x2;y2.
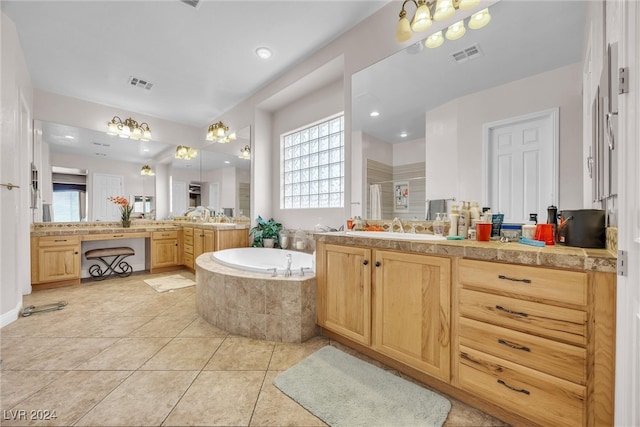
1;0;390;128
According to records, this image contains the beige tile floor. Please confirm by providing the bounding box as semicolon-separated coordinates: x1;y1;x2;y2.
1;271;508;426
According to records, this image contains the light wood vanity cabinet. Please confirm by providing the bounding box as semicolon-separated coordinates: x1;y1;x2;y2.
31;235;81;286
316;242;451;380
183;227;247;270
149;230;181;271
373;250;451;381
317;243;372;345
454;258;615;426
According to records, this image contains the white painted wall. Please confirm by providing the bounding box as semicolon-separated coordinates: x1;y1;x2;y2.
1;11;33;325
270;78;345;230
425;63;582;208
393;138;426;167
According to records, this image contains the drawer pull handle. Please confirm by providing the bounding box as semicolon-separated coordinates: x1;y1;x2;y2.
495;305;528;317
498;274;531;284
498;339;531;352
54;239;67;242
497;379;530;395
113;234;124;237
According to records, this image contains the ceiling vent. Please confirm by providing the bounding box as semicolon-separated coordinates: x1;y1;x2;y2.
180;0;200;8
128;76;153;90
451;43;483;63
92;142;110;147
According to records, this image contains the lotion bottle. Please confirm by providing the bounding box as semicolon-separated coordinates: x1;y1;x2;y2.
458;201;469;238
449;205;459;237
433;213;444;236
469;201;481;222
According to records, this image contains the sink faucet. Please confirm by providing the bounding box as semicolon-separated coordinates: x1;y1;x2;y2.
392;217;405;233
284;254;292;277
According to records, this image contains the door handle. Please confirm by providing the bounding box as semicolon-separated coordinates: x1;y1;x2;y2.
0;183;20;190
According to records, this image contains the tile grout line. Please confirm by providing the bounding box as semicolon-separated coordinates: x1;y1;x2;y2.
246;340;277;427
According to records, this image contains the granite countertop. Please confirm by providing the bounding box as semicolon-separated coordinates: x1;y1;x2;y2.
30;221;248;237
315;232;617;274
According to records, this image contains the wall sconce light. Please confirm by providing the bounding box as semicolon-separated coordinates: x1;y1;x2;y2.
395;0;491;48
106;116;152;141
206;121;237;143
140;165;155;176
175;145;198;160
239;145;251;160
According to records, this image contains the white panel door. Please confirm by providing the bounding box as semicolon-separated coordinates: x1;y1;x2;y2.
172;180;187;216
485;109;558;223
92;173;123;221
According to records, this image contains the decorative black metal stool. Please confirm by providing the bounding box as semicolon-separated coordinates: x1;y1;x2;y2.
85;247;134;280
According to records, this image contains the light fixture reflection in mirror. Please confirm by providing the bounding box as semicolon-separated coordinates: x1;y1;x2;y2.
206;121;237;143
238;145;251;160
175;145;198;160
140;165;155;176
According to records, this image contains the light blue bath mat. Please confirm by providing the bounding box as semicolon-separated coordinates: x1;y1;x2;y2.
273;346;451;427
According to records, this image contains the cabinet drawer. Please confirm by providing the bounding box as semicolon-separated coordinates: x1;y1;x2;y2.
152;231;179;240
37;235;81;247
459;289;587;346
459;259;587;306
459;346;585;427
183;252;194;268
183;227;194;237
184;244;193;255
184;235;194;246
459;317;586;384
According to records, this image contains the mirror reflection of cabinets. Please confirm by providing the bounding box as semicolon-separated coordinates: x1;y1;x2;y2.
351;1;586;221
32;119;251;222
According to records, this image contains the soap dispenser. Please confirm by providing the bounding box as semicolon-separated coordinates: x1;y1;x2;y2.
433;213;444;236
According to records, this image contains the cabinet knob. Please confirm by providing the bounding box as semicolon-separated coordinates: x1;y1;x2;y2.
74;251;78;255
362;260;369;265
375;261;381;267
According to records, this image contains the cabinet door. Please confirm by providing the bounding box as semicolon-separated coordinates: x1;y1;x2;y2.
38;245;80;282
203;230;214;253
317;243;371;345
373;251;451;381
152;239;179;268
215;229;249;251
194;229;204;258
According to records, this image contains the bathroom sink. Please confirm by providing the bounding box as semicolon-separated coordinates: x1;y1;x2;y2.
345;231;446;241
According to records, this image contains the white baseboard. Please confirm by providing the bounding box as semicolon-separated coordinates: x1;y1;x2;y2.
1;298;23;328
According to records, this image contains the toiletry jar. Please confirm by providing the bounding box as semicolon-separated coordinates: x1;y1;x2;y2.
501;223;522;241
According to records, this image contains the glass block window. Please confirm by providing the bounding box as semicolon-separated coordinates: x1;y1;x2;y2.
281;114;344;209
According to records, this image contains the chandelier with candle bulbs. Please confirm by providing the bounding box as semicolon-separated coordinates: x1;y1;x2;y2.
206;121;237;143
395;0;491;48
238;145;251;160
106;116;152;141
175;145;198;160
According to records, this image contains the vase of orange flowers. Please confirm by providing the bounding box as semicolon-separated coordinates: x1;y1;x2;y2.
108;196;133;228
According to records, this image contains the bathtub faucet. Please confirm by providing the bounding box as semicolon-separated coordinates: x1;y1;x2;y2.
284;254;292;277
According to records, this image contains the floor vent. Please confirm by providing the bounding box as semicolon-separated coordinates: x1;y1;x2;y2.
451;43;483;63
128;76;153;90
180;0;200;8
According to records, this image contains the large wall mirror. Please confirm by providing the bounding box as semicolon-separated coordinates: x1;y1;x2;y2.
33;120;251;222
352;0;586;222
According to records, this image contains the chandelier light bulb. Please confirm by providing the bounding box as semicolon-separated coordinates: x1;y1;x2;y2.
458;0;481;10
395;12;412;43
433;0;455;21
410;2;432;32
425;31;444;48
468;8;491;30
445;20;466;40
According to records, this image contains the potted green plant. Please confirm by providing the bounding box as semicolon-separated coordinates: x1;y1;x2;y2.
250;216;282;248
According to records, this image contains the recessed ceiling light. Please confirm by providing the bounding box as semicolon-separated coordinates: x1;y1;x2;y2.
370;111;380;117
64;135;74;139
256;47;272;59
400;131;408;138
224;160;231;164
143;148;149;152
